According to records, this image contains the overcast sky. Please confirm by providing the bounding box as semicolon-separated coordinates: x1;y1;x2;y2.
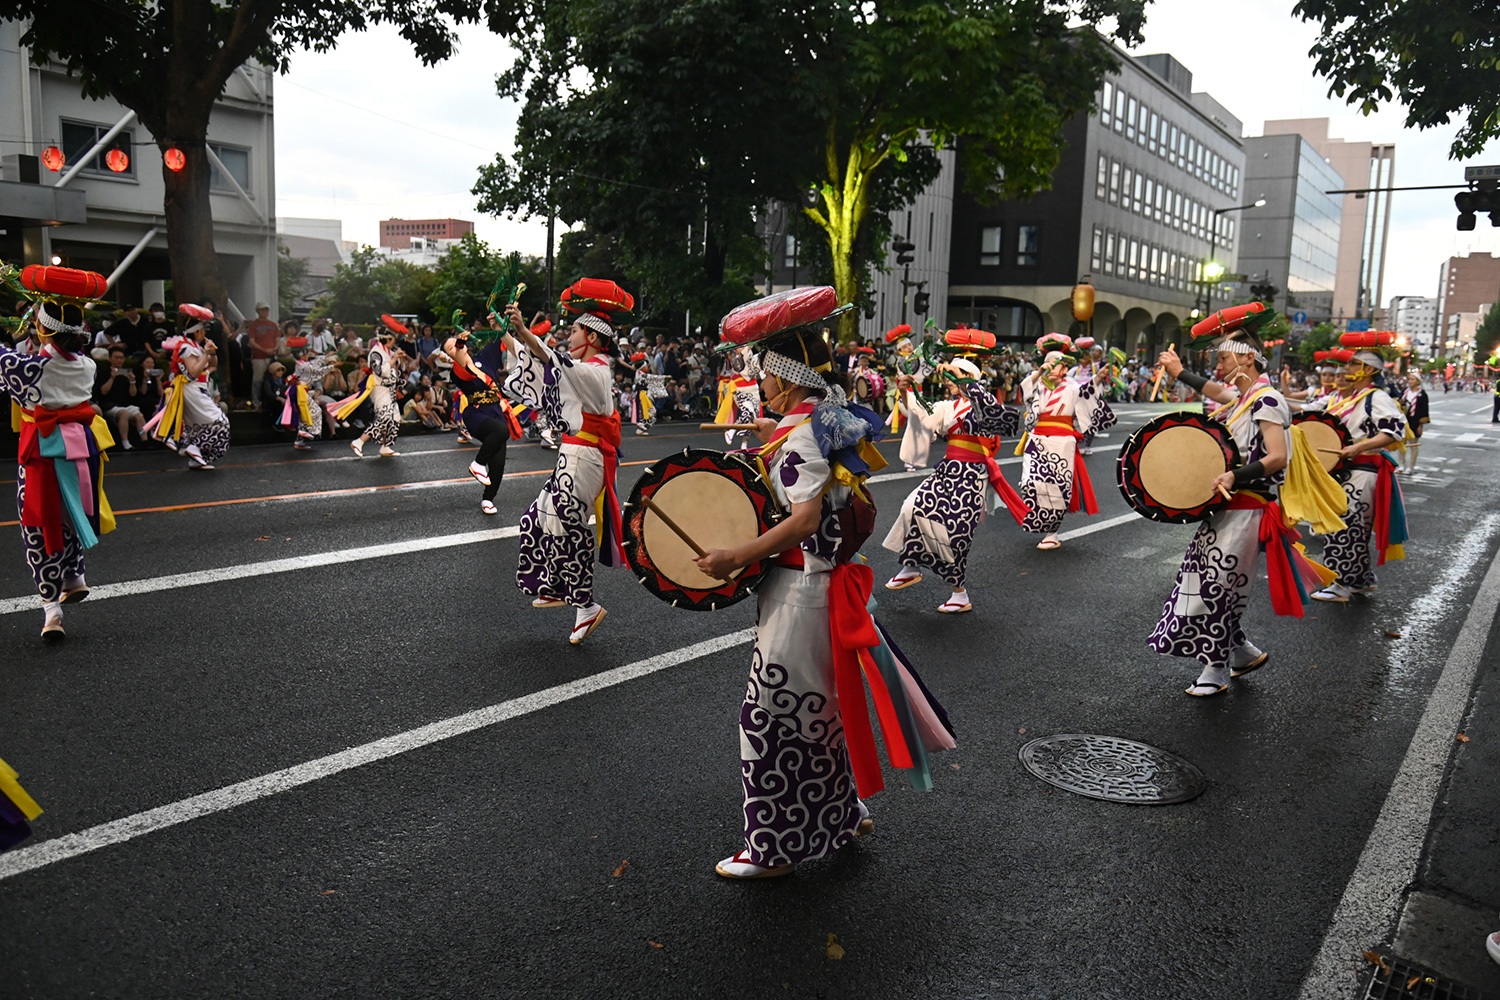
275;0;1500;304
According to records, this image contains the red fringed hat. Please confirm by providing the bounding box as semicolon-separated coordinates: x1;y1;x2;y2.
884;323;912;344
717;286;851;353
1036;332;1073;354
559;278;634;319
1075;336;1097;351
380;314;409;336
629;352;647;363
1339;330;1397;370
855;345;876;355
946;328;997;355
1188;302;1279;347
286;336;309;349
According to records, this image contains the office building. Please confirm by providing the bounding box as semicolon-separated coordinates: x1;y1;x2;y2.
379;217;473;250
277;218;353;319
1435;253;1500;354
1263;118;1395;323
1237;134;1343;324
1388;294;1438;353
946;50;1249;356
0;22;278;318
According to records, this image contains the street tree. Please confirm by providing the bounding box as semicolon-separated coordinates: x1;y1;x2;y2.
428;233;545;326
3;0;492;307
315;245;435;323
1475;301;1500;360
1294;0;1500;158
1296;321;1339;367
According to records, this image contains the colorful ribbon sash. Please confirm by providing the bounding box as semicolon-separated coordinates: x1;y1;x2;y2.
1227;492;1334;617
1351;452;1408;563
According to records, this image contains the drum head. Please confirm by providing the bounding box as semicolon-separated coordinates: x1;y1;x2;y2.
624;448;781;611
1116;412;1240;524
1293;412;1351;474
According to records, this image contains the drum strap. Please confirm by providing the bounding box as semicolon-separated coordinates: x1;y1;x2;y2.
1209;383;1273;426
1326;386;1377;419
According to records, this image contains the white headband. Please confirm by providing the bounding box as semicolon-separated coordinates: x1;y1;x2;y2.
576;313;614;341
762;349;828;391
1215;338;1266;366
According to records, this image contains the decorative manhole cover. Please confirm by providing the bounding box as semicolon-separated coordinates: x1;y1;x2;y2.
1018;734;1206;805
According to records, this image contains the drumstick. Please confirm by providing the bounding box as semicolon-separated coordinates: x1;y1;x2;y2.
641;494;731;584
1151;343;1175;402
699;422;760;430
1317;448;1344;455
1216;484;1233;501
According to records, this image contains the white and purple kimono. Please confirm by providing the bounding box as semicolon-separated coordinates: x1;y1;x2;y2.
1068;359;1116;451
1148;381;1291;671
881;383;1019;589
364;345;401;448
287;355;335;439
0;341;108;602
1301;386;1408;588
1017;374;1114;534
632;368;667;431
740;398;955;868
506;344;621;608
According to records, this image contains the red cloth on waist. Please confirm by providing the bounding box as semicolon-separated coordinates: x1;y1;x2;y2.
1029;420;1097;515
1351;453;1397;563
19;403;97;555
945;434;1028;526
562;410;626;566
1227;492;1312;617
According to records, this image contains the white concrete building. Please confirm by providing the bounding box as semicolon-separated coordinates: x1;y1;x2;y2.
1388;294;1438;354
0;22;277;319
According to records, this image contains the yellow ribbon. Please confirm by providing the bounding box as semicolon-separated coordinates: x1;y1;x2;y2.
1280;423;1348;535
152;374;190;444
0;756;42;821
333;373;377;422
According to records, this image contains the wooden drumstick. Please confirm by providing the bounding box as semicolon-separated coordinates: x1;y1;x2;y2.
1317;447;1344;455
1216;484;1233;501
1151;343;1175;402
700;422;760;430
641;494;706;557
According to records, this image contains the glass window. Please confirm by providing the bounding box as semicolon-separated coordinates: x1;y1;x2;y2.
1101;81;1114;126
784;234;798;268
1091;227;1103;272
208;142;251;192
60;119;135;177
1096;154;1108;200
1016;225;1040;267
1126;96;1138;141
1105;231;1117;275
1109;161;1121;204
1127;238;1140;282
1149;112;1160;155
1113;89;1126;132
1149;246;1160;284
1168;124;1180;166
1138;103;1150;147
979;226;1002;267
1132;172;1143;214
1143;177;1154;217
1153;182;1164;222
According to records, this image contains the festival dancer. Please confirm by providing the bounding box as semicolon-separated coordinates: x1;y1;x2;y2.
342;329;402;458
1017;337;1114;550
0;755;42;850
1069;339;1114;455
628;352;667;436
692;286;955;879
1400;372;1429;475
710;346;762;446
280;338;337;451
503;284;627;645
1148;327;1329;696
881;357;1025;613
0;270;116;641
1300;335;1409;602
447;328;522;515
149;327;231;470
889;335;934;470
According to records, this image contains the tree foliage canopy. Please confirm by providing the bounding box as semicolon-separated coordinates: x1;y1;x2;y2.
427;233;546;325
315;246;436;322
1294;0;1500;158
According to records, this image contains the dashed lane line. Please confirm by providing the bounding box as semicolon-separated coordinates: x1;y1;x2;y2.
0;629;757;883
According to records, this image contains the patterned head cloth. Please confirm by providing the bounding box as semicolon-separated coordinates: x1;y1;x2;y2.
1214;337;1267;368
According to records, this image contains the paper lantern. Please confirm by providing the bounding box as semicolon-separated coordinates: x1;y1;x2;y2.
379;314;409;335
163;147;186;172
105;148;129;173
40;146;65;172
1070;281;1095;322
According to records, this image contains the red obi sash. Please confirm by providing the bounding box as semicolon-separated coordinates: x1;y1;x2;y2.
1031;417;1097;515
20;403;100;555
562;409;626;566
946;434;1028;526
1351;452;1404;564
1227;492;1323;617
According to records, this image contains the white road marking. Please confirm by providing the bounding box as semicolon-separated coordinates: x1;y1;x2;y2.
1467;403;1492;415
1296;516;1500;998
1452;432;1483;443
0;629;757;882
1057;512;1140;541
0;527;521;617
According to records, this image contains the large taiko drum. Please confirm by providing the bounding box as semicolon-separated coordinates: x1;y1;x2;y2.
854;369;885;403
1116;411;1242;524
1292;411;1352;476
623;448;782;611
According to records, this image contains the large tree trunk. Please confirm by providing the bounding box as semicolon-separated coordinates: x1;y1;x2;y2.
159;133;227;310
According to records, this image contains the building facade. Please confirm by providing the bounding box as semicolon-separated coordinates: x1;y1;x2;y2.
946;51;1249;357
1435;253;1500;355
378;217;473;250
0;22;278;318
1388;294;1438;354
1263;118;1395;324
1237;134;1343;324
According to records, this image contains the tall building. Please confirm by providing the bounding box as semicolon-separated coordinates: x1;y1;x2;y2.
1435;253;1500;354
1388;294;1437;353
0;22;279;318
1237;134;1343;324
946;50;1249;356
1263;118;1395;323
379;217;473;250
277;218;353;319
860;147;955;341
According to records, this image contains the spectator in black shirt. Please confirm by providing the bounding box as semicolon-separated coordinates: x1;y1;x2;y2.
136;354;165;421
96;347;145;450
114;305;150;359
145;302;174;362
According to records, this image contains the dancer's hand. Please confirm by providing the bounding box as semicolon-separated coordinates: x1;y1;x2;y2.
753;417;778;442
694;548;740;580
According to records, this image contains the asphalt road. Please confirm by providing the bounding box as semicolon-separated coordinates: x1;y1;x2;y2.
1;394;1498;1000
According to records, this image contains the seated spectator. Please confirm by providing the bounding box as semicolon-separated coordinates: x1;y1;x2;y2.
322;365;350;399
137;355;165;420
337;327;364;359
96;346;144;450
308;320;336;354
261;362;288;427
415;324;440;370
401;386;451;430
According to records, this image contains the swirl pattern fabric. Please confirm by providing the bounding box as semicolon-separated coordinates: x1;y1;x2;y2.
1147;508;1260;671
515;445;604;607
1319;470;1378;589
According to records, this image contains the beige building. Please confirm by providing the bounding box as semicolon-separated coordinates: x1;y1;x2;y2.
1435;254;1500;355
1263;118;1395;324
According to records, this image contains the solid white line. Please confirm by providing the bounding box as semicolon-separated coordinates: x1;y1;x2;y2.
1058;511;1139;541
1296;515;1500;998
0;628;757;882
1467;403;1491;415
0;527;520;616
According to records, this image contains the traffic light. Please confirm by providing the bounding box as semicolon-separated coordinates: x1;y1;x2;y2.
913;290;930;315
892;237;916;266
1454;187;1500;231
1249;280;1278;302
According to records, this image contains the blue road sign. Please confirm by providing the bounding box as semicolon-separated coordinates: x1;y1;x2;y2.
1292;311;1307;325
1346;318;1370;332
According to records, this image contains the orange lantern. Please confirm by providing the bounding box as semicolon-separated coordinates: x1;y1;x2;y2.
163;147;185;172
1070;280;1096;322
40;146;65;172
105;148;129;173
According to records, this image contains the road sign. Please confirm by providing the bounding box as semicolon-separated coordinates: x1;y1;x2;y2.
1464;165;1500;182
1347;318;1370;332
1292;311;1307;325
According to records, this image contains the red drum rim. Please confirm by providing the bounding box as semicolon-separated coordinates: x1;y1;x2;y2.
1115;411;1241;524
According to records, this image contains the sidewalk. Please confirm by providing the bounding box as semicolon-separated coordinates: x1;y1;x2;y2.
1381;601;1500;995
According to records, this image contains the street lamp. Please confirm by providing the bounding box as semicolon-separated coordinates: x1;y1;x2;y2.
1198;197;1266;316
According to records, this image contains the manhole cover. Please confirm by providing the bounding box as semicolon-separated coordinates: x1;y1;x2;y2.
1018;734;1206;804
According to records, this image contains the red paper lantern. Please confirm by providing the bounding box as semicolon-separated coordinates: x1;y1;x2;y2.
40;146;65;172
105;148;129;173
163;147;185;172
